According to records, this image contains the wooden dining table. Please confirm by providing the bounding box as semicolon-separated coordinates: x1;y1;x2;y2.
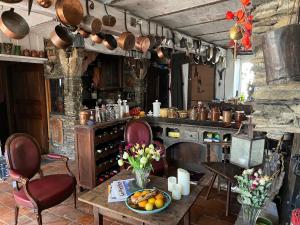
78;170;204;225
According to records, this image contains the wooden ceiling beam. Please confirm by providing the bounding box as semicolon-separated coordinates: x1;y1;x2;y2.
149;0;229;19
175;17;225;29
196;29;229;37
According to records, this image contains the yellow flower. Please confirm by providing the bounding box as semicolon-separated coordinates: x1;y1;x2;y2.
145;148;150;154
135;143;140;149
149;144;154;150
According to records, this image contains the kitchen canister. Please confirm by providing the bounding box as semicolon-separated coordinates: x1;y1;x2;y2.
153;100;161;117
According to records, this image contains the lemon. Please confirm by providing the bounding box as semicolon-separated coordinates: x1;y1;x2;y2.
148;198;156;204
145;202;154;211
155;199;164;208
155;193;164;200
134;192;142;197
138;200;148;208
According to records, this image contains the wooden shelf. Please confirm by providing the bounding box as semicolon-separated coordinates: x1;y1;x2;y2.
0;54;48;64
95;147;119;161
95;132;123;145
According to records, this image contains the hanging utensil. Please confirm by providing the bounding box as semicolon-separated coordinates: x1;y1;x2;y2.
80;0;102;34
153;23;162;49
135;23;150;53
117;11;135;51
56;0;84;27
103;34;117;50
1;0;22;2
78;28;90;38
180;37;187;48
156;47;167;59
206;45;214;61
91;32;104;44
102;4;116;27
37;0;53;8
28;0;33;15
147;21;155;49
50;25;73;49
0;8;30;39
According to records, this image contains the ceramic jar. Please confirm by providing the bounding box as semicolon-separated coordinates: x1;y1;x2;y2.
168;108;178;119
223;110;232;125
198;107;208;121
211;107;221;122
79;111;90;125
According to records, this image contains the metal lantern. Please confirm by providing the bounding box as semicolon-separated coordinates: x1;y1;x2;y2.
230;117;265;168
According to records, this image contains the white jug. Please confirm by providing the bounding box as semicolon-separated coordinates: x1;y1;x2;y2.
153;100;161;117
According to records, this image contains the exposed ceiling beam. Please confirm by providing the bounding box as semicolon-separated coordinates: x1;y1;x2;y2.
149;0;229;19
175;17;225;29
196;29;229;37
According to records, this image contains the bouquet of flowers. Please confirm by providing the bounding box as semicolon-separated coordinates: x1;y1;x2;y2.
118;143;161;188
118;143;160;170
235;168;272;208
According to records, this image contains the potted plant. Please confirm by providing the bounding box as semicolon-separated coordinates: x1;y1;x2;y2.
118;143;161;188
235;168;272;225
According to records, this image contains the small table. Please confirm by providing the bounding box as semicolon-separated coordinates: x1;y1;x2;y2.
79;170;203;225
202;162;242;216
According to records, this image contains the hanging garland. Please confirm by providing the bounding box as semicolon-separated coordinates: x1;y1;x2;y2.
225;0;253;57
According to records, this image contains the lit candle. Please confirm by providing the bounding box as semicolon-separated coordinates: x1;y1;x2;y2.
168;176;177;192
177;168;190;196
172;183;182;200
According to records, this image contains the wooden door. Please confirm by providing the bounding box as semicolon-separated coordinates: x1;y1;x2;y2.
8;64;48;154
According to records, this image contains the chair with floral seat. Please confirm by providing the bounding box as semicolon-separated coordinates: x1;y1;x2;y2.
120;120;168;176
5;133;77;225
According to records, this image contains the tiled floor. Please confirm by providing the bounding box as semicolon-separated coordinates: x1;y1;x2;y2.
0;160;238;225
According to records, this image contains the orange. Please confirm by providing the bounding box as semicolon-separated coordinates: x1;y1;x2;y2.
138;200;148;208
155;199;164;209
133;192;142;198
148;198;156;204
155;193;164;200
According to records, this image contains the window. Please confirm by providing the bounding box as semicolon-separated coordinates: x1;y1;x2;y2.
240;62;254;100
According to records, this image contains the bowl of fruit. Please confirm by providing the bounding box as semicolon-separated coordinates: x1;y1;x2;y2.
126;188;171;214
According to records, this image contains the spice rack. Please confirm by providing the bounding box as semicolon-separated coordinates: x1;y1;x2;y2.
75;117;130;190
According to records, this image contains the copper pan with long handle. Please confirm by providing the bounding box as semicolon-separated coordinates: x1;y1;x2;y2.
56;0;84;27
0;8;29;39
80;0;102;34
117;11;135;51
135;23;150;53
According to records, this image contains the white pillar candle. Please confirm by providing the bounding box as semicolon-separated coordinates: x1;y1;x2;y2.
172;184;182;200
168;176;177;192
177;168;190;196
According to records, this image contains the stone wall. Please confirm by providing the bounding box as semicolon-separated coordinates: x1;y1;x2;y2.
251;0;300;133
45;40;85;159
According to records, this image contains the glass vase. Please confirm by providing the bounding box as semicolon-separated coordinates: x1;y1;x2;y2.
238;197;262;225
134;168;151;189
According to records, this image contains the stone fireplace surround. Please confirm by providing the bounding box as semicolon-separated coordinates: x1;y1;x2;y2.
252;0;300;133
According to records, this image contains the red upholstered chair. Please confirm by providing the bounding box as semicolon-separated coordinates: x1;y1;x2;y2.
122;120;168;176
5;133;77;225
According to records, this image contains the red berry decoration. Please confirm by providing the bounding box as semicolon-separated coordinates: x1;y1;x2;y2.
226;11;235;20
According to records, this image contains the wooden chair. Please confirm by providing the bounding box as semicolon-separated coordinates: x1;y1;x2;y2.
120;120;168;176
5;133;77;225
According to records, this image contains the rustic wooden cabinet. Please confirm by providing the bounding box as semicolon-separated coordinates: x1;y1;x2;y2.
75;118;130;189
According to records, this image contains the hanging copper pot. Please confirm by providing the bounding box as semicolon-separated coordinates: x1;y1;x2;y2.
102;4;116;27
117;11;135;51
50;25;73;49
37;0;52;8
91;32;104;44
135;23;150;53
55;0;84;27
0;8;30;40
103;34;117;50
156;47;168;59
78;28;90;38
80;0;102;34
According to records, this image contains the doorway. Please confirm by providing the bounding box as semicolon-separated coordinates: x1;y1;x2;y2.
0;62;49;154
